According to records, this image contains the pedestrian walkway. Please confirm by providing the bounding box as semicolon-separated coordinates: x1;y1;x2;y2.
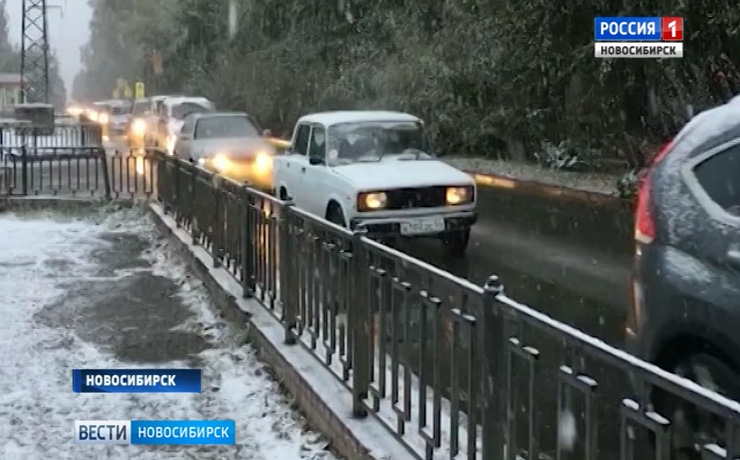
0;207;337;459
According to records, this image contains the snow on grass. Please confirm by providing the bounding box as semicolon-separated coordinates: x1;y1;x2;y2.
0;208;338;460
443;156;621;196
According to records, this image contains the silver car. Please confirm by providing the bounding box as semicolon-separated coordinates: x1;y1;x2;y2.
172;111;276;190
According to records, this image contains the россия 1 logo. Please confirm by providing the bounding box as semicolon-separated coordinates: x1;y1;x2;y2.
594;17;683;59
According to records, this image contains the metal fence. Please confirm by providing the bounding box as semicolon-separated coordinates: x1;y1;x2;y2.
155;154;740;460
4;124;740;459
0;121;156;199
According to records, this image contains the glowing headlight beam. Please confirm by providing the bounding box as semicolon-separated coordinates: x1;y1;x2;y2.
360;192;387;210
445;186;469;205
212;154;230;172
131;118;146;136
253;151;273;175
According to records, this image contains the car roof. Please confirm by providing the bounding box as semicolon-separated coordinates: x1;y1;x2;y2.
297;110;420;127
164;96;212;107
192;111;247;119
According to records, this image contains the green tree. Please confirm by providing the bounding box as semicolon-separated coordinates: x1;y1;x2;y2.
75;0;740;169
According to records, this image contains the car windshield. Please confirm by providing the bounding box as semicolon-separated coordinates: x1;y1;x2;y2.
171;102;214;120
132;101;148;115
194;116;260;139
111;105;130;116
327;121;431;163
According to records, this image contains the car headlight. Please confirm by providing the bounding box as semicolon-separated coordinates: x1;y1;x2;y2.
357;191;387;211
88;111;98;122
253;151;273;175
211;154;230;172
131;118;146;135
445;186;474;205
98;113;109;124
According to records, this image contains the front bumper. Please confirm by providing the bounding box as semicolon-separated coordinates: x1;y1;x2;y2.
350;211;477;236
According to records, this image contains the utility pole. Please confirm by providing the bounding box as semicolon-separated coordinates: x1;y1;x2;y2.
20;0;62;103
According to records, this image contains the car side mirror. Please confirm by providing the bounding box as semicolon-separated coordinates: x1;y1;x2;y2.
263;129;272;137
309;156;324;165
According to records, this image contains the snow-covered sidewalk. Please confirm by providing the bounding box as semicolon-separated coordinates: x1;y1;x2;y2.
0;207;337;460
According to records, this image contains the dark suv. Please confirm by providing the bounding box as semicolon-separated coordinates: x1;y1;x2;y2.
625;103;740;457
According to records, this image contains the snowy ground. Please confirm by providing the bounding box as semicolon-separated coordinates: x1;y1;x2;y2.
0;206;337;460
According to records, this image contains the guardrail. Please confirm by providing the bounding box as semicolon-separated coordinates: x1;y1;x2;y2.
156;153;740;460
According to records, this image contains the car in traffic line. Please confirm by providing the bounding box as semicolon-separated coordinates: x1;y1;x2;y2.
272;110;477;255
106;99;133;138
625;97;740;457
155;96;215;155
173;111;277;191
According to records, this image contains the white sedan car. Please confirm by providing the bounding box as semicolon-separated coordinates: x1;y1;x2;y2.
272;110;477;255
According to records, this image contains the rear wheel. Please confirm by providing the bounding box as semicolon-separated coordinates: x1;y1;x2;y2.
442;229;470;257
656;353;740;459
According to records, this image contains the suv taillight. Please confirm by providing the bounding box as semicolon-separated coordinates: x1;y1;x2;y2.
634;141;673;245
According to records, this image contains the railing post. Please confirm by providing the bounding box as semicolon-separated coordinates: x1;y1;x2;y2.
99;147;112;200
173;157;181;226
191;168;199;245
482;275;506;460
20;145;28;196
240;186;255;299
212;178;221;268
351;225;369;418
279;199;296;344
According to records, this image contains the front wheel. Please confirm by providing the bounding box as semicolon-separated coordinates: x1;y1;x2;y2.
326;205;346;228
442;228;470;257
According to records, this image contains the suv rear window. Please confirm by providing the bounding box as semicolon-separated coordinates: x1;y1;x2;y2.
694;145;740;217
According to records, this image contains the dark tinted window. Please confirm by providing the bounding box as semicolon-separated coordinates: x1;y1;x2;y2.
694;145;740;217
293;124;310;155
193;116;259;139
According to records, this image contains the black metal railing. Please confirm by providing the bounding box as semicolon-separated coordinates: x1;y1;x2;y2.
154;154;740;460
0;121;157;199
4;124;740;460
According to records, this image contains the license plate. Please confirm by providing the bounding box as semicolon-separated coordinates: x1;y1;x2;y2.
400;217;445;235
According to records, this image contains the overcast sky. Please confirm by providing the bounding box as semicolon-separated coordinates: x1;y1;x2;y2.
5;0;92;96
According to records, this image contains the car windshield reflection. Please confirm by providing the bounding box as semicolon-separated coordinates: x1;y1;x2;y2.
327;121;432;164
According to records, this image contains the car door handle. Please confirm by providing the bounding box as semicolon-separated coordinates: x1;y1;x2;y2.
301;167;306;173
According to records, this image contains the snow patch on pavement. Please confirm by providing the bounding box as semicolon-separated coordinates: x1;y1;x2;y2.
0;209;338;459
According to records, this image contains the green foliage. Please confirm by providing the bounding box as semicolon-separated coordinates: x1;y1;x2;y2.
75;0;740;166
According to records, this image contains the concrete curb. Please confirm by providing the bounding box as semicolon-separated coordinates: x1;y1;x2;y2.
147;202;414;460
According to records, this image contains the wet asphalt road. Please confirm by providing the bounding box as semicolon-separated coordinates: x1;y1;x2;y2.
406;184;632;348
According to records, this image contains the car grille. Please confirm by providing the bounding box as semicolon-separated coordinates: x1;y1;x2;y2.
386;186;447;209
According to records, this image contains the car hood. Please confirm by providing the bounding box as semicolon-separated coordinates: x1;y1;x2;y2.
193;137;272;158
333;158;473;189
